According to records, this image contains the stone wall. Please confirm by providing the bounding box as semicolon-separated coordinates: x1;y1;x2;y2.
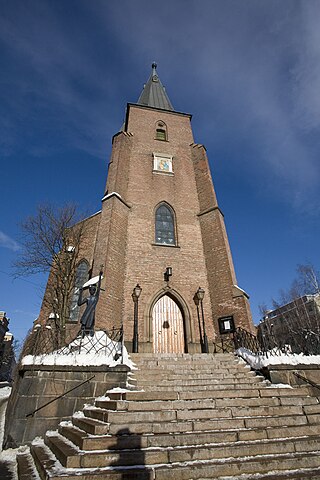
3;364;129;448
266;364;320;395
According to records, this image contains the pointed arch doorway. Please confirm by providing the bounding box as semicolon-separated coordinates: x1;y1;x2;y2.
152;295;185;353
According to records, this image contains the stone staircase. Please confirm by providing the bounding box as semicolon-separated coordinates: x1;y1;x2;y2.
16;353;320;479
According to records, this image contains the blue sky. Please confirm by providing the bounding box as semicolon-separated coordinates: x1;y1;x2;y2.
1;0;320;343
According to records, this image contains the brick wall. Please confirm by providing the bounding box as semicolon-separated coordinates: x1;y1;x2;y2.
36;102;254;352
192;142;254;334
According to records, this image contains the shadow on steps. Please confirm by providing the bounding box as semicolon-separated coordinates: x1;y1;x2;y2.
110;428;152;480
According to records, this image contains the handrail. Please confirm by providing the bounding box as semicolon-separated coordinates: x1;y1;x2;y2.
233;327;263;354
26;375;95;418
293;371;320;393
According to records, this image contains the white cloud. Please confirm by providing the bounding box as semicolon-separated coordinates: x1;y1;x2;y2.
1;0;320;211
89;1;320;210
0;231;20;252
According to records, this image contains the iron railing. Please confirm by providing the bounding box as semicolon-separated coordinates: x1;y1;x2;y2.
22;325;124;363
213;327;263;355
26;375;96;418
213;333;235;353
233;327;262;354
57;327;124;361
221;326;320;357
293;371;320;393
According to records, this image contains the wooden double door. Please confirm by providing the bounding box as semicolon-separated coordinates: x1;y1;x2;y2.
152;295;185;353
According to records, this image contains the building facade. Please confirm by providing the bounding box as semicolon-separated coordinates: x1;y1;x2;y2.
258;294;320;354
39;63;255;353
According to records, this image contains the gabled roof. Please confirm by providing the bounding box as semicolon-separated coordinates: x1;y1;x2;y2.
137;63;174;111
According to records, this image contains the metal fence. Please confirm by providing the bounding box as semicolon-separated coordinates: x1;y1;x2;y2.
233;327;262;354
219;326;320;357
22;325;124;362
57;327;124;361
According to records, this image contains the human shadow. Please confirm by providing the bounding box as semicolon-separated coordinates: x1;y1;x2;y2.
109;428;151;479
0;460;13;480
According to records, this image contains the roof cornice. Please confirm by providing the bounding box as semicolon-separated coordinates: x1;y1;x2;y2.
127;102;192;117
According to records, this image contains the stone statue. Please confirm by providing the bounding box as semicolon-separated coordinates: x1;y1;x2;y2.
78;270;103;336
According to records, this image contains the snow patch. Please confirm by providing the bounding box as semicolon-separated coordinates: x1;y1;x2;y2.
31;437;44;446
236;347;320;370
106;387;133;394
21;331;135;369
73;411;85;418
267;383;293;388
0;387;11;457
0;386;11;399
95;395;111;401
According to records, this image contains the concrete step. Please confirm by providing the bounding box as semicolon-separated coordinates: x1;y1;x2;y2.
133;381;267;391
83;403;308;425
133;368;259;377
59;419;320;451
30;441;59;480
95;395;285;411
29;440;320;479
44;430;320;469
133;363;248;372
133;370;253;381
31;440;152;479
137;364;248;370
83;405;178;423
216;466;320;479
45;432;81;469
131;352;235;361
16;447;41;480
152;451;320;479
72;414;110;435
134;376;265;386
73;411;316;437
107;385;312;402
132;363;246;371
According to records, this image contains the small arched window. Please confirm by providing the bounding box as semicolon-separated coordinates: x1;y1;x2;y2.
69;260;89;322
155;121;167;141
155;203;176;245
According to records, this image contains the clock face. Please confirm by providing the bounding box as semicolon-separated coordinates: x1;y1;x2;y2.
152;75;159;82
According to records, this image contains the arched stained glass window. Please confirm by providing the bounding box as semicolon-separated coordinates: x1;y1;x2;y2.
69;260;89;322
155;204;176;245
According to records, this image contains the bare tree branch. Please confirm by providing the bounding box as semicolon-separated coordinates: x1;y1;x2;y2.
260;263;320;354
14;204;88;346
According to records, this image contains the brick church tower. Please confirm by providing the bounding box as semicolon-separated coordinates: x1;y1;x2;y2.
42;63;255;353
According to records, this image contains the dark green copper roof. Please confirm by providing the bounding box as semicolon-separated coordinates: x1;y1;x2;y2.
137;62;174;111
